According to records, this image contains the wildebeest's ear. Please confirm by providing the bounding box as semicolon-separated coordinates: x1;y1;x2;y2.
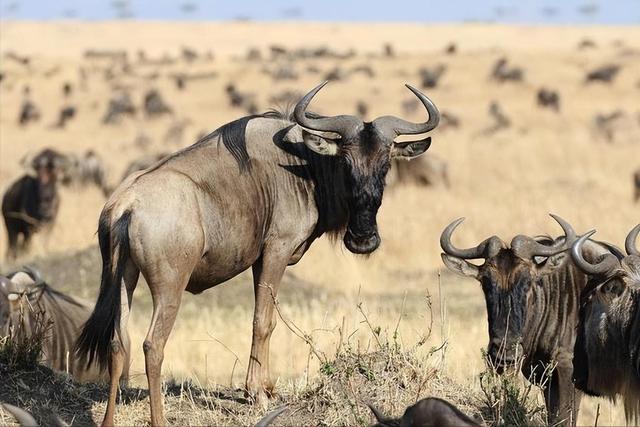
302;129;340;156
441;253;480;278
390;137;431;160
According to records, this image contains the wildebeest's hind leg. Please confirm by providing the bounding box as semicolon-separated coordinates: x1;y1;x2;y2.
142;268;190;426
5;221;20;260
103;260;139;427
246;250;290;404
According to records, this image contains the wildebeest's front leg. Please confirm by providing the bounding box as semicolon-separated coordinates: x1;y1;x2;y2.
544;363;581;427
246;249;290;404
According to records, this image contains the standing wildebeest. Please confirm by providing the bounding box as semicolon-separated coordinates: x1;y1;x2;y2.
2;149;66;259
367;397;480;427
440;215;622;426
537;88;560;112
75;81;440;426
1;267;114;382
571;226;640;423
634;168;640;202
65;150;110;196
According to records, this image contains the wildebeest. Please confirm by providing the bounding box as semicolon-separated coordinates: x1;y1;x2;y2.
143;89;172;117
419;65;447;89
367;397;480;427
102;92;136;124
2;149;66;259
120;152;170;182
537;88;560;112
585;64;620;83
54;106;76;128
634;168;640;202
65;150;110;196
0;267;113;382
440;215;621;426
571;226;640;423
490;57;524;83
593;110;624;143
390;154;450;188
75;81;439;425
18;99;41;126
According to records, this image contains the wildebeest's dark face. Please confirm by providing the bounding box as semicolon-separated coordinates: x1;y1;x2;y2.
444;249;535;370
294;82;439;255
572;257;640;397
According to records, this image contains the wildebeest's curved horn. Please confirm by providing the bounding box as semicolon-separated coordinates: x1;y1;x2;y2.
294;81;362;138
625;224;640;256
1;403;38;427
440;218;504;259
511;214;577;259
367;403;391;423
571;231;619;276
254;406;288;427
373;84;440;137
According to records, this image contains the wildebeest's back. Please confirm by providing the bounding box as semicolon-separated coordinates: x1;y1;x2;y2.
110;116;318;293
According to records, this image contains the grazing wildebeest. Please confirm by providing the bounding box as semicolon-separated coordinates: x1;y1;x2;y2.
585;64;620;83
537;88;560;112
419;65;447;89
633;168;640;202
1;267;113;382
55;106;76;128
571;226;640;423
2;149;66;259
75;81;439;426
65;150;110;196
490;57;523;83
593;110;624;143
143;89;172;117
120;152;170;182
102;92;136;124
440;215;622;426
390;154;450;188
367;397;480;427
18;99;41;126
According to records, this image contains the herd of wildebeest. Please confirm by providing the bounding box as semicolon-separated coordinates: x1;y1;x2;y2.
1;38;639;427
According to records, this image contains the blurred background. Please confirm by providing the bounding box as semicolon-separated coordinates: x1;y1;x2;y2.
0;1;639;425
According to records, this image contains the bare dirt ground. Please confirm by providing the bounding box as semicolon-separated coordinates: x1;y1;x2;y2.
0;22;639;425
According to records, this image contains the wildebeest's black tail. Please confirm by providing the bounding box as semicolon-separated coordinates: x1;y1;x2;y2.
75;209;131;372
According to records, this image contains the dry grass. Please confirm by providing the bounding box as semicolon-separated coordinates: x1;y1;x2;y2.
1;22;639;425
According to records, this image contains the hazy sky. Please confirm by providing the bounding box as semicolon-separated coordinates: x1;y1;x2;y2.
1;0;639;24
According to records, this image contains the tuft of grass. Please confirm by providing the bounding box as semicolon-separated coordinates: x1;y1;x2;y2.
0;300;52;371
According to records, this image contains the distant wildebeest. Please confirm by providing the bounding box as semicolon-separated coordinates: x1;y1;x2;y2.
2;149;67;259
120;152;170;182
356;101;369;118
75;81;439;425
585;64;620;83
368;397;480;427
226;83;258;114
419;65;447;89
0;267;114;382
537;88;560;112
351;64;375;78
390;154;450;188
18;99;41;126
102;92;136;124
55;106;76;128
490;57;524;82
62;82;72;97
65;150;110;196
143;89;172;117
440;215;622;426
439;111;461;130
383;43;395;57
571;226;640;422
480;101;510;135
445;43;457;55
634;168;640;202
593;110;624;142
577;38;596;49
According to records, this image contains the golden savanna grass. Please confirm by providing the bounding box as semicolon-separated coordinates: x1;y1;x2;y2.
1;22;639;425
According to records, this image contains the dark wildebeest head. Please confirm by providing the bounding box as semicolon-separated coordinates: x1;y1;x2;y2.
25;149;67;222
571;226;640;421
440;215;576;371
367;397;480;427
294;81;439;254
